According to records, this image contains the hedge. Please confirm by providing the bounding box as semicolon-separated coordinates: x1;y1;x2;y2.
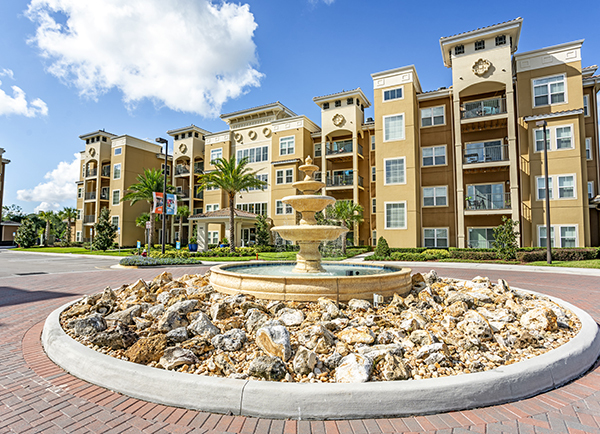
449;250;499;260
516;248;598;262
119;256;203;266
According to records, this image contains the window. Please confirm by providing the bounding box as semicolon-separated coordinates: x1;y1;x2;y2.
383;114;404;141
383;87;403;101
385;202;406;229
537;176;553;200
586;138;592;160
454;45;464;55
371;166;376;182
114;147;122;156
535;128;551;152
533;75;566;107
560;226;577;247
421;106;445;127
194;208;202;214
276;170;284;184
77;209;82;220
279;136;295;155
371;136;375;150
161;163;171;176
583;95;589;117
112;190;120;206
174;135;179;140
335;100;341;107
372;231;377;246
275;200;293;215
208;231;219;245
468;228;495;249
113;163;121;180
206;204;219;212
248;174;268;191
188;132;192;138
323;102;329;110
210;148;222;163
555;126;573;149
464;140;504;163
474;40;485;50
372;198;376;214
111;216;119;228
423;186;447;207
384;157;405;184
195;132;199;138
276;169;293;184
285;168;293;183
558;175;575;198
424;228;448;248
78;187;82;199
347;98;353;105
237;146;269;164
539;226;555;248
422;145;446;166
315;143;322;157
588;181;594;199
76;231;82;242
495;35;506;46
467;183;505;209
237;202;268;215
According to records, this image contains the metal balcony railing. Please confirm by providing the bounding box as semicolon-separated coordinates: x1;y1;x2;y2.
85;168;97;177
84;192;96;200
326;174;364;188
326;140;362;156
194;163;204;174
84;215;96;223
461;97;507;119
194;190;204;199
101;166;110;177
100;190;109;200
463;143;509;164
465;192;511;211
176;188;190;198
175;165;190;175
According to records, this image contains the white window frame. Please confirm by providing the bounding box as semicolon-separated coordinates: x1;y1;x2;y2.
384;157;406;185
114;147;122;156
372;231;377;246
371;135;375;150
372;197;376;214
112;189;120;206
422;145;447;167
555;125;574;150
534;124;575;153
382;86;404;102
537;224;579;248
371;166;376;182
279;136;295;156
77;187;82;199
467;227;495;249
111;216;119;229
208;231;219;245
77;209;82;220
420;106;445;127
76;231;82;242
285;168;293;184
534;128;551;153
275;200;293;215
532;74;567;108
588;181;594;199
536;175;554;200
423;228;449;248
384;201;407;230
583;94;590;117
422;186;448;207
210;148;223;164
383;113;405;142
557;174;576;199
113;163;121;180
586;138;592;160
206;204;220;212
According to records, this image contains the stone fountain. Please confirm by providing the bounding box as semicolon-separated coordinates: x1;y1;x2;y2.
270;156;348;273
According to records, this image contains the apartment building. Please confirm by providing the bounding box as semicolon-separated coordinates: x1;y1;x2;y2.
76;18;600;249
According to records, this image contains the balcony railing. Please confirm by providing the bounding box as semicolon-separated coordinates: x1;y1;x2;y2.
176;188;190;198
326;141;363;157
463;143;509;165
84;192;96;200
326;174;364;188
101;166;110;177
465;192;511;211
461;97;507;119
85;168;97;177
100;191;109;200
194;190;204;199
175;165;190;175
194;163;204;174
84;215;96;223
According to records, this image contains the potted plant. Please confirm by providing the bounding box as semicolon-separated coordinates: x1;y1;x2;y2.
219;237;230;248
188;236;198;252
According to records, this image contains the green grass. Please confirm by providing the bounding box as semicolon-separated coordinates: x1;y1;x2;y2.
527;259;600;269
14;246;137;256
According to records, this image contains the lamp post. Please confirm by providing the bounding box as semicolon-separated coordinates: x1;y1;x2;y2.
156;137;169;254
536;120;552;264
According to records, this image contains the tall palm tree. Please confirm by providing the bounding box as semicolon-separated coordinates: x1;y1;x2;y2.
38;210;54;246
327;200;364;255
122;168;174;245
196;156;267;253
175;205;190;244
59;207;77;245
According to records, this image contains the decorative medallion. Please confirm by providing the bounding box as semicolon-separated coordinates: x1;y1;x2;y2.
234;133;242;142
88;147;95;157
248;130;257;140
263;127;272;137
472;58;491;76
332;113;345;127
179;143;187;154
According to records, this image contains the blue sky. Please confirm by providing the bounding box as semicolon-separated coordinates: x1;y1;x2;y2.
1;0;599;214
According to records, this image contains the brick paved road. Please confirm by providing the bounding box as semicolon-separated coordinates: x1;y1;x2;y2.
1;260;600;434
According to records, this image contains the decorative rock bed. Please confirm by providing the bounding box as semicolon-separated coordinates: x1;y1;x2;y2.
58;270;582;384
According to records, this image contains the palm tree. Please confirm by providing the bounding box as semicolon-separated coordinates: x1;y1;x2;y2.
196;156;267;253
327;200;364;255
122;168;174;245
175;205;190;244
38;210;54;246
59;207;77;245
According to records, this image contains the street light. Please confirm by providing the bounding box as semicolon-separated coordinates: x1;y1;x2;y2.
156;137;169;254
536;120;552;264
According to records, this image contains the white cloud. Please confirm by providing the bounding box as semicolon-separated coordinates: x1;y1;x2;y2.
26;0;263;117
309;0;335;4
17;153;80;211
0;68;48;117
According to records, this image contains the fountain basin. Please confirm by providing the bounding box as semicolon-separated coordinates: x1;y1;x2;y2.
209;261;412;302
272;225;347;242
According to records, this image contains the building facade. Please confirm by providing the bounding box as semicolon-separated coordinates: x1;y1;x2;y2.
75;18;600;249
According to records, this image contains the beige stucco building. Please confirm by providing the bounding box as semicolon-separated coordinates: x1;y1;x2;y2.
75;18;600;249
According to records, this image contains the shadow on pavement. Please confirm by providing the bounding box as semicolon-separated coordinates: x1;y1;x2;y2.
0;286;77;307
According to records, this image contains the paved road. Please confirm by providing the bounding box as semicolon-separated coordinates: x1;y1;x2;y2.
1;253;599;434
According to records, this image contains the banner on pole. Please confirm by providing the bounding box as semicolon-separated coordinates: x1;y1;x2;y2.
152;193;178;215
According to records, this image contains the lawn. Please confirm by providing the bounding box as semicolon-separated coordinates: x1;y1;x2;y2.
527;259;600;269
14;246;137;257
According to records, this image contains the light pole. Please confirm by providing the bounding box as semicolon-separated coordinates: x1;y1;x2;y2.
536;120;552;264
156;137;169;254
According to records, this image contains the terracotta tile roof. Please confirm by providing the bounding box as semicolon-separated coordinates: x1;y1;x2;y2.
523;109;584;122
189;207;258;219
583;65;598;70
220;102;296;119
271;158;301;166
440;17;522;41
313;88;361;100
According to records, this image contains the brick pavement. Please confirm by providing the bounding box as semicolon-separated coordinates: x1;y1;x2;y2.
1;264;600;433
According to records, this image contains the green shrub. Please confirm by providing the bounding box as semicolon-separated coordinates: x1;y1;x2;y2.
119;256;203;266
199;247;256;257
374;237;391;258
390;252;424;261
516;248;598;262
423;249;450;259
449;250;499;260
492;216;520;260
390;247;429;253
254;245;275;253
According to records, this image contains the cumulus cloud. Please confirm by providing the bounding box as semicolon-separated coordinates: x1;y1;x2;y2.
0;68;48;117
17;153;80;211
309;0;335;4
25;0;263;117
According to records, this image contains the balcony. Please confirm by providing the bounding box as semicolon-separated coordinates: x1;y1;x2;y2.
465;192;511;213
176;188;190;198
463;143;509;166
194;190;204;200
100;190;109;200
84;215;96;223
194;162;204;174
326;140;363;159
85;168;97;178
175;165;190;176
101;166;110;177
84;192;96;200
461;97;507;120
326;174;364;188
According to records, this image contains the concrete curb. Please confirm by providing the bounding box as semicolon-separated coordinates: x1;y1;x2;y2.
42;288;600;420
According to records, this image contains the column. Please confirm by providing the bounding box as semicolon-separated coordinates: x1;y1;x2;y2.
352;132;359;244
454;96;466;248
198;223;207;251
321;133;327;195
505;88;521;246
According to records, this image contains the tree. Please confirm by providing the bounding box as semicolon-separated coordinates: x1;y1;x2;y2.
196;156;267;253
2;204;26;223
15;218;38;248
326;200;364;255
38;210;55;246
175;205;190;244
255;213;271;246
92;208;117;251
58;207;77;245
122;168;174;245
493;216;520;260
374;237;391;258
